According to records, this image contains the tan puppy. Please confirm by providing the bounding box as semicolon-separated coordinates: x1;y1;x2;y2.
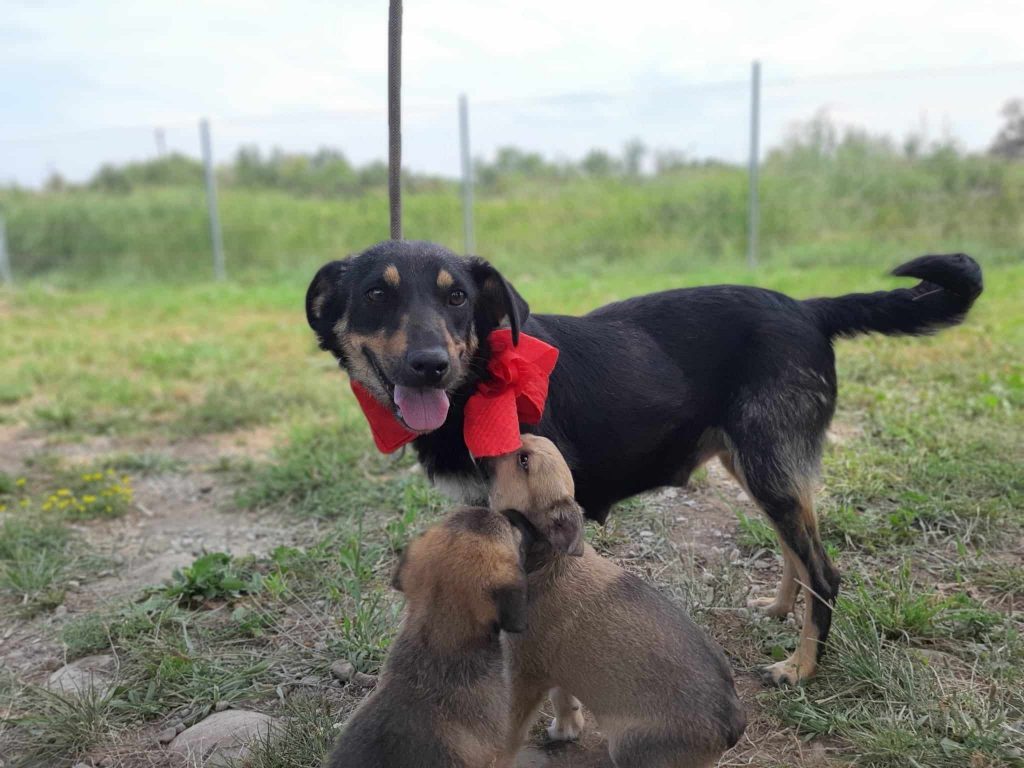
489;436;746;768
327;507;528;768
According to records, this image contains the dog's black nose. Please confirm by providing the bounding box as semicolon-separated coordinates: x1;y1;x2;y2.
406;348;450;384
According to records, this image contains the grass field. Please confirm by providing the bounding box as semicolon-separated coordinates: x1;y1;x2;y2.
3;133;1023;284
1;229;1023;765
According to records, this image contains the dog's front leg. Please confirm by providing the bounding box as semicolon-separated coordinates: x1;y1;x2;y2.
546;687;585;741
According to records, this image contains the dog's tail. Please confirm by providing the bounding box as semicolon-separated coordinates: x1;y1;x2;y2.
804;253;983;340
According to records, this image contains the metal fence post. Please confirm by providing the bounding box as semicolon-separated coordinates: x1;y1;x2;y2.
747;60;761;268
458;93;476;254
0;214;12;286
199;118;226;281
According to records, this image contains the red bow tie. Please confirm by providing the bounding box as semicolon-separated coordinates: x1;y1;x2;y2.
349;329;559;457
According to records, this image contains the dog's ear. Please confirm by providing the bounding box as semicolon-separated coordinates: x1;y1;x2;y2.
390;549;409;592
468;257;530;345
306;257;354;349
493;579;528;633
544;499;586;557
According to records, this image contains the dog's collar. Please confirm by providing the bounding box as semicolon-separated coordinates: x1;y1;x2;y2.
350;329;559;458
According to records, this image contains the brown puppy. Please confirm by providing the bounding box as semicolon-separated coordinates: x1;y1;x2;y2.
326;507;528;768
490;436;746;768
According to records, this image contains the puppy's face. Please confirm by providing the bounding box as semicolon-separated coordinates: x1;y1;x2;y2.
488;435;584;557
392;507;529;639
306;240;530;434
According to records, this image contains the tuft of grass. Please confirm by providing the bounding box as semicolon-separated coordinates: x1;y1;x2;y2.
735;510;777;553
0;517;72;614
60;613;115;658
175;380;320;436
99;452;185;475
765;591;1024;768
3;683;120;766
0;471;16;496
239;418;433;519
245;694;343;768
843;565;1008;646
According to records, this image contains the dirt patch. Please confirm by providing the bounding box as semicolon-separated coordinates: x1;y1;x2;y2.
0;426;311;687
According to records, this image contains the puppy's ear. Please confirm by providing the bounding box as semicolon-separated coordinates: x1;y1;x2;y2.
306;257;354;349
493;579;528;633
468;257;530;345
390;549;409;592
545;499;585;557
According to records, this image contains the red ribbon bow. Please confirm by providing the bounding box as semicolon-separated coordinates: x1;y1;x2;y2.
349;329;559;457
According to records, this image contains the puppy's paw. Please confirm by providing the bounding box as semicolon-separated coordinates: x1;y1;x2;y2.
761;657;812;687
546;710;584;742
747;595;793;620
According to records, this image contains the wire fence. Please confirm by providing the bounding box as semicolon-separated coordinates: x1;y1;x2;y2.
0;60;1022;284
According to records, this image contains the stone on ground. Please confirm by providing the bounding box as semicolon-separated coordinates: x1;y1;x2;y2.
167;709;277;767
47;654;115;697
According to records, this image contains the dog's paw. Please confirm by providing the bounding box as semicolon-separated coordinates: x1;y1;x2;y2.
761;657;813;687
746;595;793;620
546;711;584;742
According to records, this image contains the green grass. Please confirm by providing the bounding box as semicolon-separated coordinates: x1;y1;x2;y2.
0;225;1021;765
2;141;1023;284
4;683;120;767
0;516;73;615
244;694;343;768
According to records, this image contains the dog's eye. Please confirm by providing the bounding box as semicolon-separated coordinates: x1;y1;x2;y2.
449;289;467;307
518;453;530;471
366;288;386;303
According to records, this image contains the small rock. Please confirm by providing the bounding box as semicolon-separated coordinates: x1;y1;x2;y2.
351;672;377;688
215;700;231;712
53;605;68;618
330;660;355;682
156;726;178;744
67;579;82;589
168;710;278;767
753;560;771;570
47;654;115;696
173;720;186;734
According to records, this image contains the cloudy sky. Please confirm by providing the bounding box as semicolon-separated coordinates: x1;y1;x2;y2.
2;0;1023;186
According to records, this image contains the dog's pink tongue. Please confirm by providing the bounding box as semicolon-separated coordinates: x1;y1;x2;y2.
393;386;450;432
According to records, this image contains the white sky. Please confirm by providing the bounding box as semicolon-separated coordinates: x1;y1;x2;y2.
2;0;1023;186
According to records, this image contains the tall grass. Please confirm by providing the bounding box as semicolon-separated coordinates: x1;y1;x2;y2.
1;129;1021;284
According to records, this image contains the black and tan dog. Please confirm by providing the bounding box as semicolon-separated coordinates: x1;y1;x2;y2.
326;507;529;768
489;435;746;767
306;241;982;683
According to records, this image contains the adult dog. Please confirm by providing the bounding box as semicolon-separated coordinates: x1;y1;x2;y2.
306;240;982;684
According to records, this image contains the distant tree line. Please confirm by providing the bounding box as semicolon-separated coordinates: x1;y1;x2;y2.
24;98;1024;196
